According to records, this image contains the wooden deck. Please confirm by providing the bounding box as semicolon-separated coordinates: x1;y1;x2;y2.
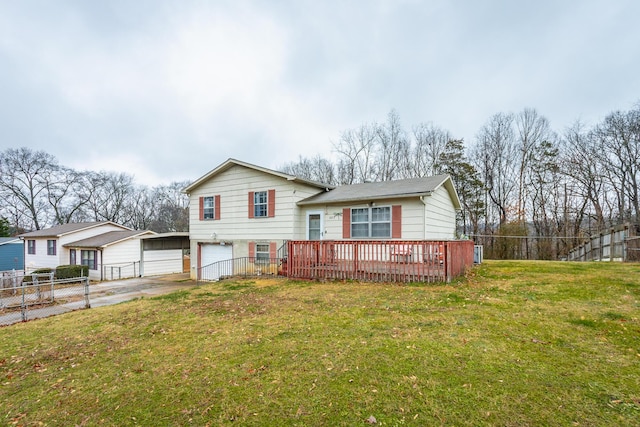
286;240;474;283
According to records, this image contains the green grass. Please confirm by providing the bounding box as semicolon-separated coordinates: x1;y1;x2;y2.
1;261;639;426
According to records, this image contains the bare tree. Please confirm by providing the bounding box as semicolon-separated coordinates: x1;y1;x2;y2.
0;147;61;230
515;108;553;222
473;112;518;226
594;107;640;222
332;122;377;184
412;122;451;177
373;109;410;181
85;171;137;225
148;181;190;232
280;155;337;185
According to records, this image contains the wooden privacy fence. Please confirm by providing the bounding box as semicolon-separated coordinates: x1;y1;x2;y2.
286;240;475;283
567;225;635;262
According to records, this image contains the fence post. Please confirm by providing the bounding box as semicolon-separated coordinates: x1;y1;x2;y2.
21;279;27;322
49;272;55;303
84;277;91;309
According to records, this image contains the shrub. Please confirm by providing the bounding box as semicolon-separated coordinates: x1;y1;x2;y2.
55;265;89;280
22;268;54;284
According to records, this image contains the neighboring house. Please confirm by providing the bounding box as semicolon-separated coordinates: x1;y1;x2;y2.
184;158;462;279
0;237;24;271
19;222;155;281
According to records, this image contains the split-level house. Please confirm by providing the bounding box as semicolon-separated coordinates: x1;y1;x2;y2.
184;159;462;279
19;222;155;281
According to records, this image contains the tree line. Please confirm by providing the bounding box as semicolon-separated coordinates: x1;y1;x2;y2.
281;105;640;260
3;102;639;259
0;147;189;235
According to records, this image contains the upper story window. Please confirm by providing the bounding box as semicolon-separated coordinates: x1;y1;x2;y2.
47;239;57;256
203;196;215;219
254;191;268;218
199;195;220;221
248;189;275;218
27;239;36;255
351;206;391;238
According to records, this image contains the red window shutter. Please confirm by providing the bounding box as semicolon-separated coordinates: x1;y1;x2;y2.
392;205;402;238
199;197;204;221
268;189;276;217
342;208;351;238
269;242;277;259
248;242;255;259
248;192;255;218
214;195;221;220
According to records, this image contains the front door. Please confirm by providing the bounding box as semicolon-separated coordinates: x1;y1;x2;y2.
306;211;324;240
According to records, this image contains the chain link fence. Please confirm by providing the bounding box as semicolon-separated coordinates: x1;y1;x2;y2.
0;270;90;326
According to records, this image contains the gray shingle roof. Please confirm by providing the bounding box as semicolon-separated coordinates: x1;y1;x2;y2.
19;222;128;238
64;230;153;248
297;175;452;205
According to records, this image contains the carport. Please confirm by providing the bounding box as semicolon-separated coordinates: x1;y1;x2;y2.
139;232;190;277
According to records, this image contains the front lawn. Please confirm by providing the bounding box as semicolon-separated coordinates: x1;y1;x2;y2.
1;260;639;426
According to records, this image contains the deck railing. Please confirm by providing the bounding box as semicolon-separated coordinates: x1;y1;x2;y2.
286;240;474;283
197;257;284;284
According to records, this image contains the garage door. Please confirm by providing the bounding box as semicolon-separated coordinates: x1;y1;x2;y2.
200;244;233;281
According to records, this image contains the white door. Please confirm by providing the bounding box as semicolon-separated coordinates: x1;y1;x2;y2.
200;244;233;280
306;211;324;240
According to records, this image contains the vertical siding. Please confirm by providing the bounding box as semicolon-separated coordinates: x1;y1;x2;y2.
0;242;24;271
424;185;457;239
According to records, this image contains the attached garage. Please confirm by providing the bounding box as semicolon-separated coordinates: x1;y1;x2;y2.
199;243;233;281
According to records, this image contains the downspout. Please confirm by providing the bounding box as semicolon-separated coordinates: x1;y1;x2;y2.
99;249;104;281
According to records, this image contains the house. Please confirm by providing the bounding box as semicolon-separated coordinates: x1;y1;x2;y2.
184;158;462;280
0;237;24;271
19;222;155;281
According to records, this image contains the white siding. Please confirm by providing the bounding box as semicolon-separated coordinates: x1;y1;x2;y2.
24;224;129;272
24;238;59;270
100;238;144;281
188;164;324;278
317;199;426;240
142;249;184;276
424;185;457;239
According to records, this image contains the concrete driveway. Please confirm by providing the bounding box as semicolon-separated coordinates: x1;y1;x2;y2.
88;273;196;307
1;273;197;326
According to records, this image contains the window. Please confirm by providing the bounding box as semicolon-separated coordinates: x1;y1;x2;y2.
248;189;275;218
351;206;391;238
81;250;97;270
27;239;36;255
47;239;57;256
203;196;215;219
254;191;268;217
255;243;270;262
70;249;76;265
199;195;220;220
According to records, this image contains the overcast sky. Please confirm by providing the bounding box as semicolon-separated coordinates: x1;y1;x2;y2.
1;0;639;186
